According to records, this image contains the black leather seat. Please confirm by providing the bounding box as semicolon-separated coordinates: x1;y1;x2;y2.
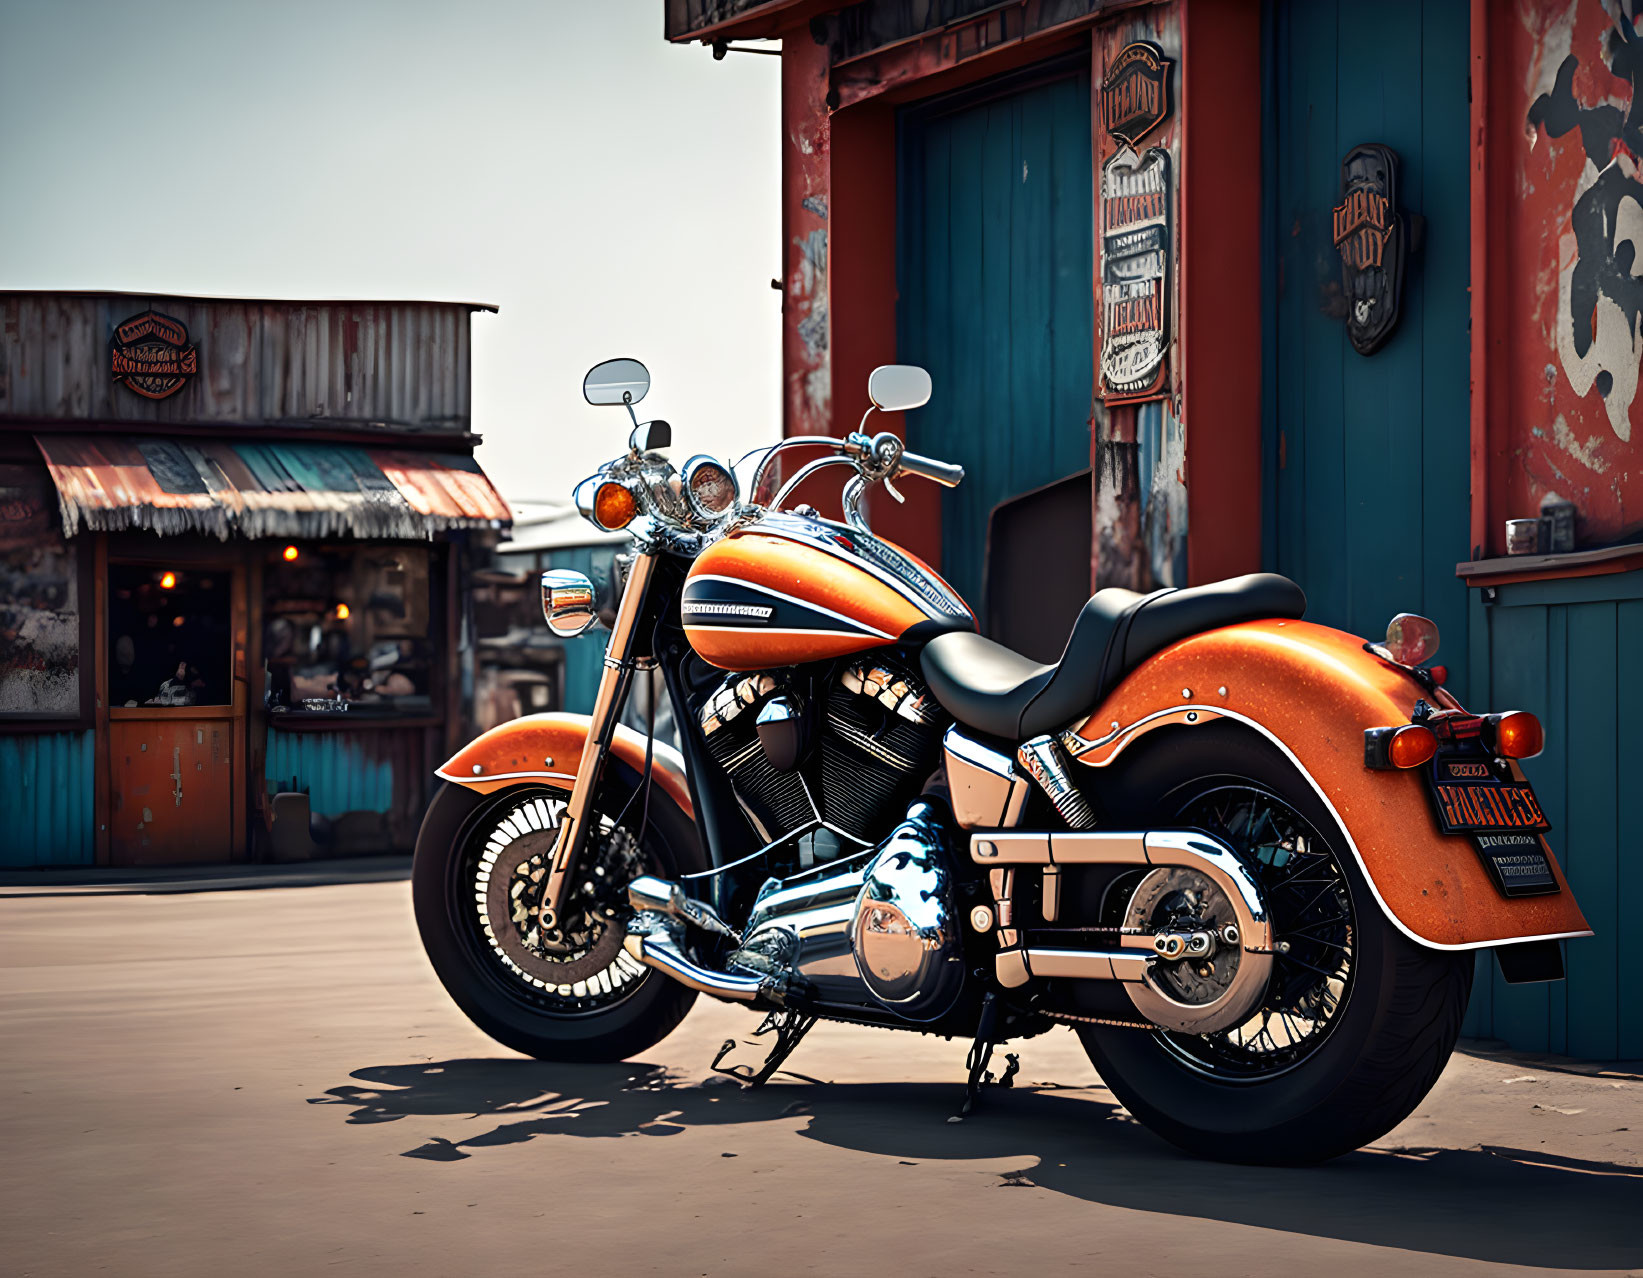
919;573;1306;740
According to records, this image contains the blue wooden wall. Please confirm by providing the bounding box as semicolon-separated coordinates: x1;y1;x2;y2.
897;66;1095;608
1460;571;1643;1061
0;730;95;867
1265;0;1471;666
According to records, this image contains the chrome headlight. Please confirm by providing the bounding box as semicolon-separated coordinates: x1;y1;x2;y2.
541;569;598;638
681;455;739;523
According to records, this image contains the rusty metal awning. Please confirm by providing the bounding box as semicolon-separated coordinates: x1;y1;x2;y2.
35;435;512;540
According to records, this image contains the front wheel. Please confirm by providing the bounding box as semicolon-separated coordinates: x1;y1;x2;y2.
412;768;706;1062
1080;723;1474;1164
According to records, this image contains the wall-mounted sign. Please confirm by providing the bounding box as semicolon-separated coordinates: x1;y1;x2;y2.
1100;41;1173;148
1100;146;1171;403
1332;143;1407;355
110;310;198;401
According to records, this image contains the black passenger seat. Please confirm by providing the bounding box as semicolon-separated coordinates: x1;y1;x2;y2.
919;573;1307;740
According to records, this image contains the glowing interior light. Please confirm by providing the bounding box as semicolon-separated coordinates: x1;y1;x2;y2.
282;545;300;562
159;571;176;589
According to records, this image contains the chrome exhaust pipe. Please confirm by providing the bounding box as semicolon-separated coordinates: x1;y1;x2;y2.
621;917;775;1004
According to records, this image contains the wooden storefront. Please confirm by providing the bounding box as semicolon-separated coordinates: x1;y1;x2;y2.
0;292;508;867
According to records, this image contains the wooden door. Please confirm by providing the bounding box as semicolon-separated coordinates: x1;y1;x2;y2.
1266;0;1470;654
897;60;1095;610
107;558;245;865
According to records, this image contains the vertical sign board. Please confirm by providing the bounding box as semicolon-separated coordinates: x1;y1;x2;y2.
1331;143;1407;355
1099;41;1175;405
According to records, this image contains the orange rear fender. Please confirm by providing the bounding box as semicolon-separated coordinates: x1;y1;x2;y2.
436;712;693;820
1065;619;1590;951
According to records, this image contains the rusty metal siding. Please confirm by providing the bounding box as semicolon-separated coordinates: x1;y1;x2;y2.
0;730;94;866
0;293;481;433
264;727;430;849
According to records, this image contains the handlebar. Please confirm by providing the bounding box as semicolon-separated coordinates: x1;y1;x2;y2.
896;451;964;489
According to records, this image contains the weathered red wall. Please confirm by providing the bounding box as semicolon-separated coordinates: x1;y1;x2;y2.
1483;0;1643;554
1180;0;1262;584
781;26;834;441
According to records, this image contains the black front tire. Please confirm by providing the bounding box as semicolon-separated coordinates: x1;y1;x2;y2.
412;771;706;1063
1081;723;1474;1164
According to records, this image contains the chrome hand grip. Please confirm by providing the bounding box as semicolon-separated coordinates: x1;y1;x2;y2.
897;451;964;488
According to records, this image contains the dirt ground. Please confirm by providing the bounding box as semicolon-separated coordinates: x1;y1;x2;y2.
1;879;1638;1277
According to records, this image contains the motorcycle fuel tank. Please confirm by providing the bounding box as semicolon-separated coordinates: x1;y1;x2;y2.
683;512;973;671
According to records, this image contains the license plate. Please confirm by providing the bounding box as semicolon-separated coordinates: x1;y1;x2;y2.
1423;755;1560;898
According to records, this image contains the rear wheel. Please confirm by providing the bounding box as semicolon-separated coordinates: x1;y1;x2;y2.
1080;723;1473;1164
413;768;705;1062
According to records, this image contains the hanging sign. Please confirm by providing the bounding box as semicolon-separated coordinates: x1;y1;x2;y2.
1100;146;1171;403
1100;41;1173;148
110;310;198;401
1332;143;1407;355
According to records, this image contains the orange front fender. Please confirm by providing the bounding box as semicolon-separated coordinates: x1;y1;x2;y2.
435;712;694;821
1066;619;1591;951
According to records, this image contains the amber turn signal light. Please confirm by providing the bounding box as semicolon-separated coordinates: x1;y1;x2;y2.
1388;724;1438;769
1364;722;1438;770
592;481;638;531
1485;711;1544;760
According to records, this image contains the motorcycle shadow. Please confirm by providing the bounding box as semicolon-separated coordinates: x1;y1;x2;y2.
309;1058;1641;1270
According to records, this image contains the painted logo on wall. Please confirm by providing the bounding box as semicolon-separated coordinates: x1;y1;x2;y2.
110;310;198;401
1100;146;1171;403
1529;7;1643;443
1100;41;1173;149
1332;143;1407;356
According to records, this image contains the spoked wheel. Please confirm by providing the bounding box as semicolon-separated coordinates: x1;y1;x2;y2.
1150;784;1356;1080
1081;723;1474;1164
413;772;706;1062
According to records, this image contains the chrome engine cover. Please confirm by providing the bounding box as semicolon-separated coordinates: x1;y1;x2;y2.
848;799;965;1021
730;798;965;1023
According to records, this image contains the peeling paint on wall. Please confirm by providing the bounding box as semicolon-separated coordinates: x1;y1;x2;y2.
1093;6;1185;590
783;33;833;437
1497;0;1643;547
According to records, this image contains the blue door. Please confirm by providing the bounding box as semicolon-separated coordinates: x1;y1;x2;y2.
1266;0;1470;659
897;63;1095;609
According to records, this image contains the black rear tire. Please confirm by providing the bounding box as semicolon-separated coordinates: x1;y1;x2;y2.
1080;723;1474;1164
412;767;706;1063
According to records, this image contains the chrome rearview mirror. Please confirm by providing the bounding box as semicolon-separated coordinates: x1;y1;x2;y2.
583;358;650;408
542;569;599;639
867;364;932;413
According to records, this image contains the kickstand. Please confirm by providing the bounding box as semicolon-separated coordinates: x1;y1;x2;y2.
952;992;1019;1121
711;1008;818;1088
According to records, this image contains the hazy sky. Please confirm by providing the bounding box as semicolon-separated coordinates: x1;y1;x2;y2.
0;0;782;509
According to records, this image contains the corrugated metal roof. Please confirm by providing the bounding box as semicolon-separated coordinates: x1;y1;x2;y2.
36;435;511;540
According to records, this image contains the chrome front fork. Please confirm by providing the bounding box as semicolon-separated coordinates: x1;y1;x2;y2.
537;550;658;933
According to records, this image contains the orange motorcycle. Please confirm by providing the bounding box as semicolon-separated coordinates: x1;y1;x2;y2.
414;358;1589;1163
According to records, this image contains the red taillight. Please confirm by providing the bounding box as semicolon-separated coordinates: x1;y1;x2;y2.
1486;711;1544;759
1388;724;1438;768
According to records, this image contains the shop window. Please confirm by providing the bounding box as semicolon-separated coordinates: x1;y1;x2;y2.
262;544;434;718
0;466;82;718
107;564;233;708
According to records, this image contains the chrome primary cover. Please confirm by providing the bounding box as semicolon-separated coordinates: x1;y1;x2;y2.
849;799;965;1021
726;798;967;1023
